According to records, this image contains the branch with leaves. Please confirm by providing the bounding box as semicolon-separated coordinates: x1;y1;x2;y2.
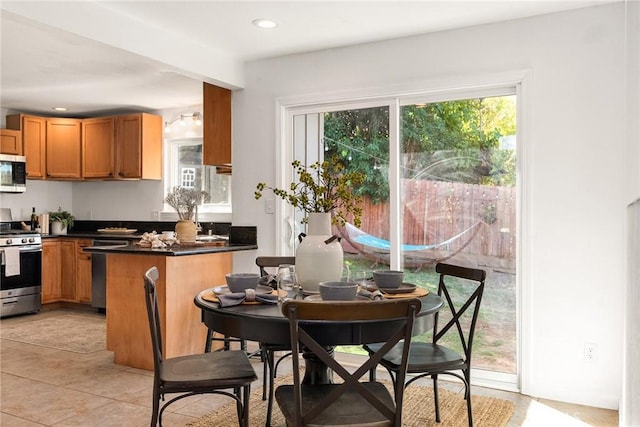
255;155;365;226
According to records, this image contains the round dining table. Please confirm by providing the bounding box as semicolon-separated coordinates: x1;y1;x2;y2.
194;289;443;384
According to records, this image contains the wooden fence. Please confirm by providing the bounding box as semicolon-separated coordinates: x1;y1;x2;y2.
339;180;516;267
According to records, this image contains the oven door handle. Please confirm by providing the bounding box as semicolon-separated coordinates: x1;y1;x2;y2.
0;246;42;265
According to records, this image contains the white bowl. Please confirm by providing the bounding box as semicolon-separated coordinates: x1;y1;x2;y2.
225;273;260;293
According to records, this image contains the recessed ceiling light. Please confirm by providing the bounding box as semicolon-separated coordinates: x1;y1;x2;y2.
252;18;277;29
53;107;68;112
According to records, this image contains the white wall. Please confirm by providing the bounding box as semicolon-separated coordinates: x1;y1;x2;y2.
232;4;629;409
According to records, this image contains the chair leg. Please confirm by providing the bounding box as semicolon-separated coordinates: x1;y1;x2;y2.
432;374;441;423
464;369;473;427
242;385;251;427
151;387;160;427
204;328;213;353
265;349;276;427
261;346;268;401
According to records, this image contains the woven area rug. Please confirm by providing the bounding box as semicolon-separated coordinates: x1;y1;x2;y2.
187;374;515;427
0;313;106;353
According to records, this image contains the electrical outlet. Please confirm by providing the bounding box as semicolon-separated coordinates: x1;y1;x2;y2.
151;210;160;220
584;342;597;362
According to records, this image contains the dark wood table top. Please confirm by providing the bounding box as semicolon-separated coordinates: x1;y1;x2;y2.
194;291;443;347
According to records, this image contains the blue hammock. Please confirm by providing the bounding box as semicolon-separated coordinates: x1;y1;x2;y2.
344;221;481;253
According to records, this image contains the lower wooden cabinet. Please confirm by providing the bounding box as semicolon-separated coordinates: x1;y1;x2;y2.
76;239;93;303
42;240;62;303
41;238;92;305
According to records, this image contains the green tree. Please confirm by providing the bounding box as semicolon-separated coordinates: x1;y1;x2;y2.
323;96;516;201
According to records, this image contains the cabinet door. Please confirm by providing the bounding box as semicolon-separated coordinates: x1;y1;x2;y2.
115;113;162;180
7;115;46;179
203;83;232;167
82;117;115;179
115;114;142;179
76;239;92;303
46;118;82;179
42;240;61;303
1;129;22;155
60;240;76;300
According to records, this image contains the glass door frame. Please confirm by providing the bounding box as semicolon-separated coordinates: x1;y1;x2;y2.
276;73;530;392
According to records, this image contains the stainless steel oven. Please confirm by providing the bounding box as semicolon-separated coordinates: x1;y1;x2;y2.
0;231;42;317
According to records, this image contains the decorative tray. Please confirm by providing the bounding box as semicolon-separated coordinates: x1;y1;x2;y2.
97;228;137;234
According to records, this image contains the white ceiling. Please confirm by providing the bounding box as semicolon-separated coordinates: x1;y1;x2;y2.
0;1;615;117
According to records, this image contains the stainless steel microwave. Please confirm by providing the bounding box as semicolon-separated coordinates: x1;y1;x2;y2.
0;154;27;193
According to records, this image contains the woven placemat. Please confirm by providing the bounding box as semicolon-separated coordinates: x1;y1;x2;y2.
381;286;429;299
186;373;514;427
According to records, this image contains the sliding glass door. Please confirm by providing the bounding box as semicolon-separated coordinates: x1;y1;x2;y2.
285;89;518;388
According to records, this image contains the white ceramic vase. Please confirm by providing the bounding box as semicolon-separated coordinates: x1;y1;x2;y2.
51;221;67;235
295;212;344;292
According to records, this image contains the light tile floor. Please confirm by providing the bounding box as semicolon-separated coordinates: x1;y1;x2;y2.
1;308;618;426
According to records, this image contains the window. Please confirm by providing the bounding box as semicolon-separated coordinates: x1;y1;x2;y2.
165;137;231;213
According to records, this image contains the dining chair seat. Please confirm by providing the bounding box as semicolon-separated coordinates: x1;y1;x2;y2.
275;382;395;426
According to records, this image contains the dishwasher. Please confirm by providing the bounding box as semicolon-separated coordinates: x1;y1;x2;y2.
91;240;128;310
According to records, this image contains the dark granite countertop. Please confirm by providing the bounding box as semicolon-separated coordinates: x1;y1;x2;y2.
41;232;143;240
83;242;257;256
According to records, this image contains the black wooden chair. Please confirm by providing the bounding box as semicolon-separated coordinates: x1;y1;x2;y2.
364;262;486;427
275;298;421;426
255;255;295;426
143;267;257;427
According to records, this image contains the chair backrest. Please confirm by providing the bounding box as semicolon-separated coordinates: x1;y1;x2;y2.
143;266;163;373
255;256;296;277
281;298;421;426
433;262;486;364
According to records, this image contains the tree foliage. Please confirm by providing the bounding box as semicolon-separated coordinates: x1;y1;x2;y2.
323;96;516;202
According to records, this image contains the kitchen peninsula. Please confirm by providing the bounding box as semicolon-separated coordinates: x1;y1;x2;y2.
85;239;257;370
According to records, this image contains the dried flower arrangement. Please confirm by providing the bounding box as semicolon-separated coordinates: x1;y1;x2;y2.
164;187;211;221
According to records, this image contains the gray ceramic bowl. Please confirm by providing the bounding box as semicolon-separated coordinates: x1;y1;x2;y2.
225;273;260;293
372;270;404;289
318;281;358;301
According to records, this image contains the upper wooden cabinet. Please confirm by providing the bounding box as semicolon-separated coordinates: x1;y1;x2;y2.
6;114;46;179
115;113;162;180
203;82;231;167
46;118;82;179
6;112;162;181
82;117;115;179
1;129;22;155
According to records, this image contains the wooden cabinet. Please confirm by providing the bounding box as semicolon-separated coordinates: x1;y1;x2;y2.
42;240;62;303
75;239;93;303
82;117;115;179
41;238;92;305
6;112;161;181
46;118;82;179
115;113;162;180
60;240;76;300
1;129;22;155
6;114;46;179
203;82;232;167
